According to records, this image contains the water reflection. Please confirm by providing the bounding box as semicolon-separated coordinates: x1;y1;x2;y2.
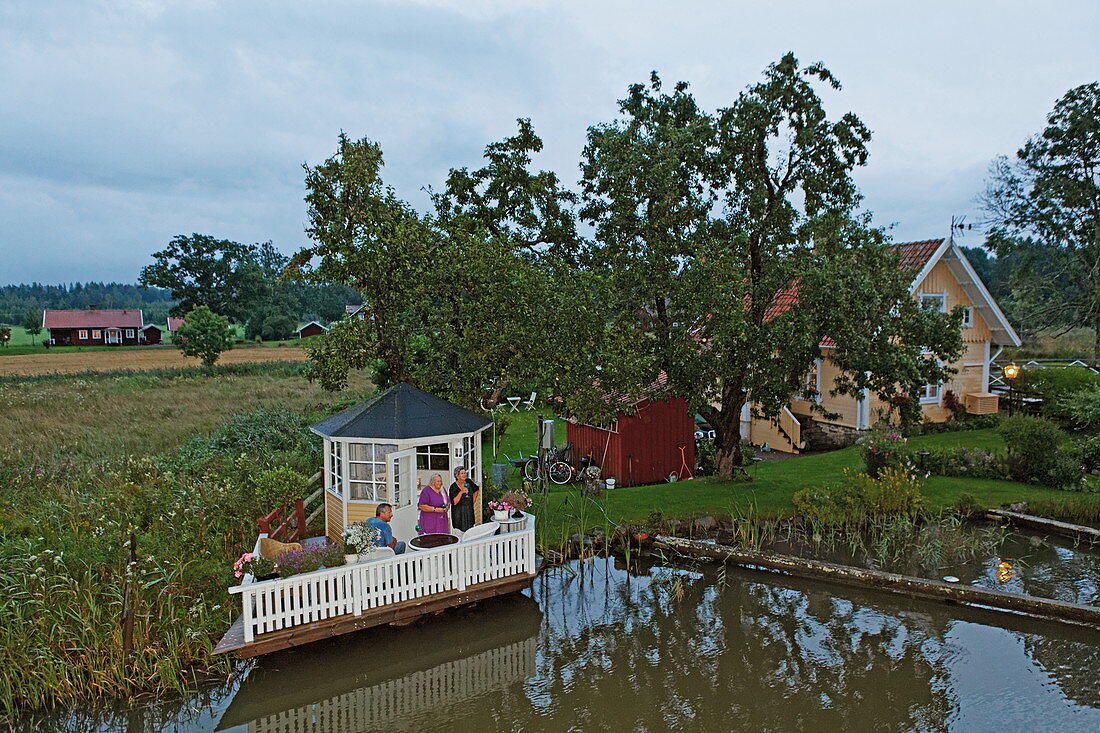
34;543;1100;732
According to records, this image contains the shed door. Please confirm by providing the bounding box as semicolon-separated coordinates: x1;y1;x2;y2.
387;448;417;507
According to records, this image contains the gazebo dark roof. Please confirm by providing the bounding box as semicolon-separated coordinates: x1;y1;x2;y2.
310;383;491;440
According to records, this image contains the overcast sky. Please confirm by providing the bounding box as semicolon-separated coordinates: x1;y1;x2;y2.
1;0;1096;285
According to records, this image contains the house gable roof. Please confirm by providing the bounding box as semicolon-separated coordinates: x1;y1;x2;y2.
166;317;185;332
310;383;491;440
295;321;329;334
43;309;143;329
913;239;1021;347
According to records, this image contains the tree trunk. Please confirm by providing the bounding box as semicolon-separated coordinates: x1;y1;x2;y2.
703;386;748;480
1094;312;1100;363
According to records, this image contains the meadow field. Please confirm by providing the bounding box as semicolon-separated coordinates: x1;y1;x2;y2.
0;344;309;377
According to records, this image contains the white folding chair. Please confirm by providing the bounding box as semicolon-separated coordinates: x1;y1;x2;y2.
522;391;537;410
458;521;500;543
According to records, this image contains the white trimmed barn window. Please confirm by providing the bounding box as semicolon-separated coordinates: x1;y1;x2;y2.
960;306;973;328
347;443;397;500
125;329;135;338
92;329;102;339
802;360;822;401
920;382;941;403
78;330;88;339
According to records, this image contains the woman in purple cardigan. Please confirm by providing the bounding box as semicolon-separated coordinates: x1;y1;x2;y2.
417;473;450;535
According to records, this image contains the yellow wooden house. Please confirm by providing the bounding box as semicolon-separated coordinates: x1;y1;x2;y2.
747;237;1022;452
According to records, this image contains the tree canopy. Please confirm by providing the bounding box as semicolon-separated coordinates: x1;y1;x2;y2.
173;306;234;368
982;81;1100;359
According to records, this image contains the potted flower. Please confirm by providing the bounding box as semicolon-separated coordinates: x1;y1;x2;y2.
277;541;346;578
343;521;382;564
233;552;278;582
500;490;532;519
488;500;513;522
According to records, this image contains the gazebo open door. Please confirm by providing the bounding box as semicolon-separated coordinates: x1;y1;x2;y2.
387;448;417;508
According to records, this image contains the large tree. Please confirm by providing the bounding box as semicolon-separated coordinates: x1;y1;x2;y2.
173;305;234;368
140;234;264;322
982;81;1100;359
580;56;961;476
289;133;434;388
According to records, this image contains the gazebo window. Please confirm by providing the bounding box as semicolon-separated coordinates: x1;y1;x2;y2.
416;443;450;471
347;443;397;500
328;442;342;495
461;435;478;473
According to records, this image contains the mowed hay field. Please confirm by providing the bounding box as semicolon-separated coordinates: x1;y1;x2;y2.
0;345;309;377
0;365;373;458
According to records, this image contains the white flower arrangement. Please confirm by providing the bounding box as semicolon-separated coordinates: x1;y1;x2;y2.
343;521;382;554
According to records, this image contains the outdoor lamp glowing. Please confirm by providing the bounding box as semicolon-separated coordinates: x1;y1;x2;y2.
1003;363;1020;380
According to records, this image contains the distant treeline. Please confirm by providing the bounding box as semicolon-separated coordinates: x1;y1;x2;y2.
0;280;360;328
0;283;175;325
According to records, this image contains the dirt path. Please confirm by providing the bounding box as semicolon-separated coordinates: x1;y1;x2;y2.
0;346;309;376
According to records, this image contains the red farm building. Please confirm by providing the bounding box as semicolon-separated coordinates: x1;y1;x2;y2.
43;306;145;346
295;321;329;338
567;395;696;487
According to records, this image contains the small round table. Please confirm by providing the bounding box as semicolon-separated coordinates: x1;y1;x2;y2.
409;533;459;551
496;515;528;534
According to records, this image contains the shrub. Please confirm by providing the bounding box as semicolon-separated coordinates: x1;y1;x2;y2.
1073;435;1100;473
860;427;907;478
1047;385;1100;433
953;492;982;516
1042;451;1087;490
253;467;310;511
914;446;1007;480
695;438;715;476
1017;366;1100;400
998;415;1065;483
211;408;313;454
792;466;923;523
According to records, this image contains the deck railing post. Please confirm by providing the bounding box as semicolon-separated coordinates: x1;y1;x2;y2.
242;589;255;643
456;544;466;591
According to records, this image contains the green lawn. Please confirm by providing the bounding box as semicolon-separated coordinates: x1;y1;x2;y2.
504;427;1092;547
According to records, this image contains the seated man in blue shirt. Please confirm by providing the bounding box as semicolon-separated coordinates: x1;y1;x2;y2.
367;503;405;554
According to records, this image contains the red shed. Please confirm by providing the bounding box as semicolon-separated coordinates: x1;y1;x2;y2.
567;396;695;487
295;321;329;338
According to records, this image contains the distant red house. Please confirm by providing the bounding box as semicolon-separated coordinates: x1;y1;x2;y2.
295;321;329;338
567;396;696;487
166;317;186;335
44;307;144;346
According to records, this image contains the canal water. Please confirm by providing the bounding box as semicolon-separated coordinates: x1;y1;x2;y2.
32;532;1100;732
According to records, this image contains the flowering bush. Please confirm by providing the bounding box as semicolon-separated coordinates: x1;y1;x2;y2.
276;541;346;578
501;490;532;512
860;427;908;478
489;500;516;513
343;521;382;554
233;552;277;580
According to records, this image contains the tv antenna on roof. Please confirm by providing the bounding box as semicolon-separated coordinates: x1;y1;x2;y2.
950;215;977;242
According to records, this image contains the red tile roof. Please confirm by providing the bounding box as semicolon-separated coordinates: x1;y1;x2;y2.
895;239;944;273
166;317;185;332
43;309;143;329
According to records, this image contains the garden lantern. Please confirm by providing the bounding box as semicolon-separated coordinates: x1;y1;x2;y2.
1003;363;1020;381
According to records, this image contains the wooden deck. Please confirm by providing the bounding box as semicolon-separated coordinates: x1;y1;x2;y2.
215;571;535;658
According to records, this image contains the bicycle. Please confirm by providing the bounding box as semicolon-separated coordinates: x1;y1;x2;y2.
523;443;578;485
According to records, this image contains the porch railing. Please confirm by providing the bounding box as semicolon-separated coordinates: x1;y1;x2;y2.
230;514;537;643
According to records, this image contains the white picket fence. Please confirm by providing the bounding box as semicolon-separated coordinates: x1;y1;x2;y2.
229;514;537;643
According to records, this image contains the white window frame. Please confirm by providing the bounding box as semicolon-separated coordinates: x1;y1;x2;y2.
347;442;398;502
959;306;973;328
416;442;450;472
91;329;102;339
919;292;947;313
125;329;135;338
78;329;88;340
920;356;944;405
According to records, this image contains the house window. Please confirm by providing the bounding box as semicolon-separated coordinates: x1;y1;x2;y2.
78;330;88;340
347;442;397;500
959;306;973;328
91;329;102;339
416;443;450;471
920;293;947;313
920;382;941;403
802;360;822;400
125;329;135;338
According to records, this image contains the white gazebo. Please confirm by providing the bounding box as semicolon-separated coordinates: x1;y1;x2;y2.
310;383;492;545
